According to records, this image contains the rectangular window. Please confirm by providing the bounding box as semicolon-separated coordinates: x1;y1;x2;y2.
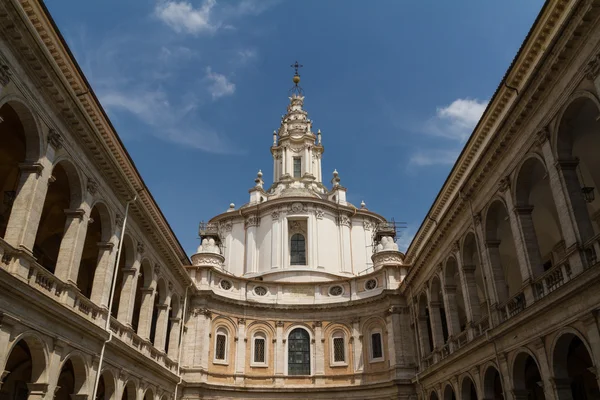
215;334;227;360
293;157;302;178
371;333;383;360
254;338;265;363
333;337;345;363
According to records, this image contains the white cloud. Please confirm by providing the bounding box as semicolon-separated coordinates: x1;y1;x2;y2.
100;88;234;154
426;98;487;141
205;67;235;99
408;149;460;167
237;49;257;63
155;0;218;34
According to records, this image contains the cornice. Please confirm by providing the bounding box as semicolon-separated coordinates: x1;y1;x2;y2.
405;0;580;273
3;0;192;286
208;196;387;224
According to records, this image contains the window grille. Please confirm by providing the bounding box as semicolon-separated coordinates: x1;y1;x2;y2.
365;279;377;290
254;338;265;363
290;233;306;265
215;334;227;360
293;157;301;178
329;285;343;296
371;332;383;359
333;337;345;362
254;286;268;296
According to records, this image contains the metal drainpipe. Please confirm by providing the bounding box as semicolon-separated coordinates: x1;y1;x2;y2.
173;282;193;400
91;195;137;400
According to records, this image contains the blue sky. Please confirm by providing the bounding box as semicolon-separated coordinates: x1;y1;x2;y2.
45;0;544;256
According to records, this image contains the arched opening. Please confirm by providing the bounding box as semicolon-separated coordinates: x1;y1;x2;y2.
96;370;115;400
444;257;468;335
290;233;306;265
77;203;111;299
553;332;600;399
288;328;310;376
121;381;136;400
0;104;27;239
462;232;488;322
515;157;564;277
132;260;152;333
111;234;134;318
483;365;504;400
143;388;153;400
461;376;477;400
55;356;87;400
32;162;77;273
513;352;545;400
0;337;46;400
556;96;600;253
429;276;449;347
443;384;456;400
485;200;523;303
430;392;439;400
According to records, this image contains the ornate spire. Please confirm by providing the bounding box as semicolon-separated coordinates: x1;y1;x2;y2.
289;61;304;96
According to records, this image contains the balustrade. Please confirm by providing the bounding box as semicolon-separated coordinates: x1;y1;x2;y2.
499;291;526;322
532;261;571;301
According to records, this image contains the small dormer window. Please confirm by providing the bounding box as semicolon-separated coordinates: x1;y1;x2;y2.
293;157;301;178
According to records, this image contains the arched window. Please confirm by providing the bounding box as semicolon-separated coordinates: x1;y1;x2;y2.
330;330;347;366
290;233;306;265
288;328;310;375
369;328;384;363
214;327;228;364
251;331;267;367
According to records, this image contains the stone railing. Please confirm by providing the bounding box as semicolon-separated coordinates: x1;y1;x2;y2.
473;314;489;338
498;291;526;322
455;330;468;349
27;262;64;298
532;261;571;301
0;239;178;375
108;315;178;373
421;353;434;370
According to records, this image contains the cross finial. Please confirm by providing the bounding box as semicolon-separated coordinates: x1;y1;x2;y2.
290;61;303;76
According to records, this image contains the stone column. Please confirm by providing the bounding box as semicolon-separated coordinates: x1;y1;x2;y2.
314;322;324;377
54;208;88;284
303;146;310;175
462;265;482;323
539;136;583;273
442;285;461;343
428;301;445;351
307;216;314;267
117;260;140;325
245;217;258;274
581;312;600;390
281;218;288;269
514;206;544;278
352;318;363;374
385;311;397;368
497;352;513;400
3;162;48;251
485;241;509;304
235;319;246;383
90;241;116;308
338;216;352;273
417;315;431;359
531;338;556;400
275;321;284;384
153;304;170;352
503;190;534;287
167;316;181;360
136;288;155;341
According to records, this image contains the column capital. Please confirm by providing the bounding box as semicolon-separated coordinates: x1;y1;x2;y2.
97;241;115;251
444;285;457;294
554;157;579;171
514;205;534;215
429;301;442;308
462;264;476;273
156;304;170;311
18;162;44;174
64;209;86;219
485;240;501;249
